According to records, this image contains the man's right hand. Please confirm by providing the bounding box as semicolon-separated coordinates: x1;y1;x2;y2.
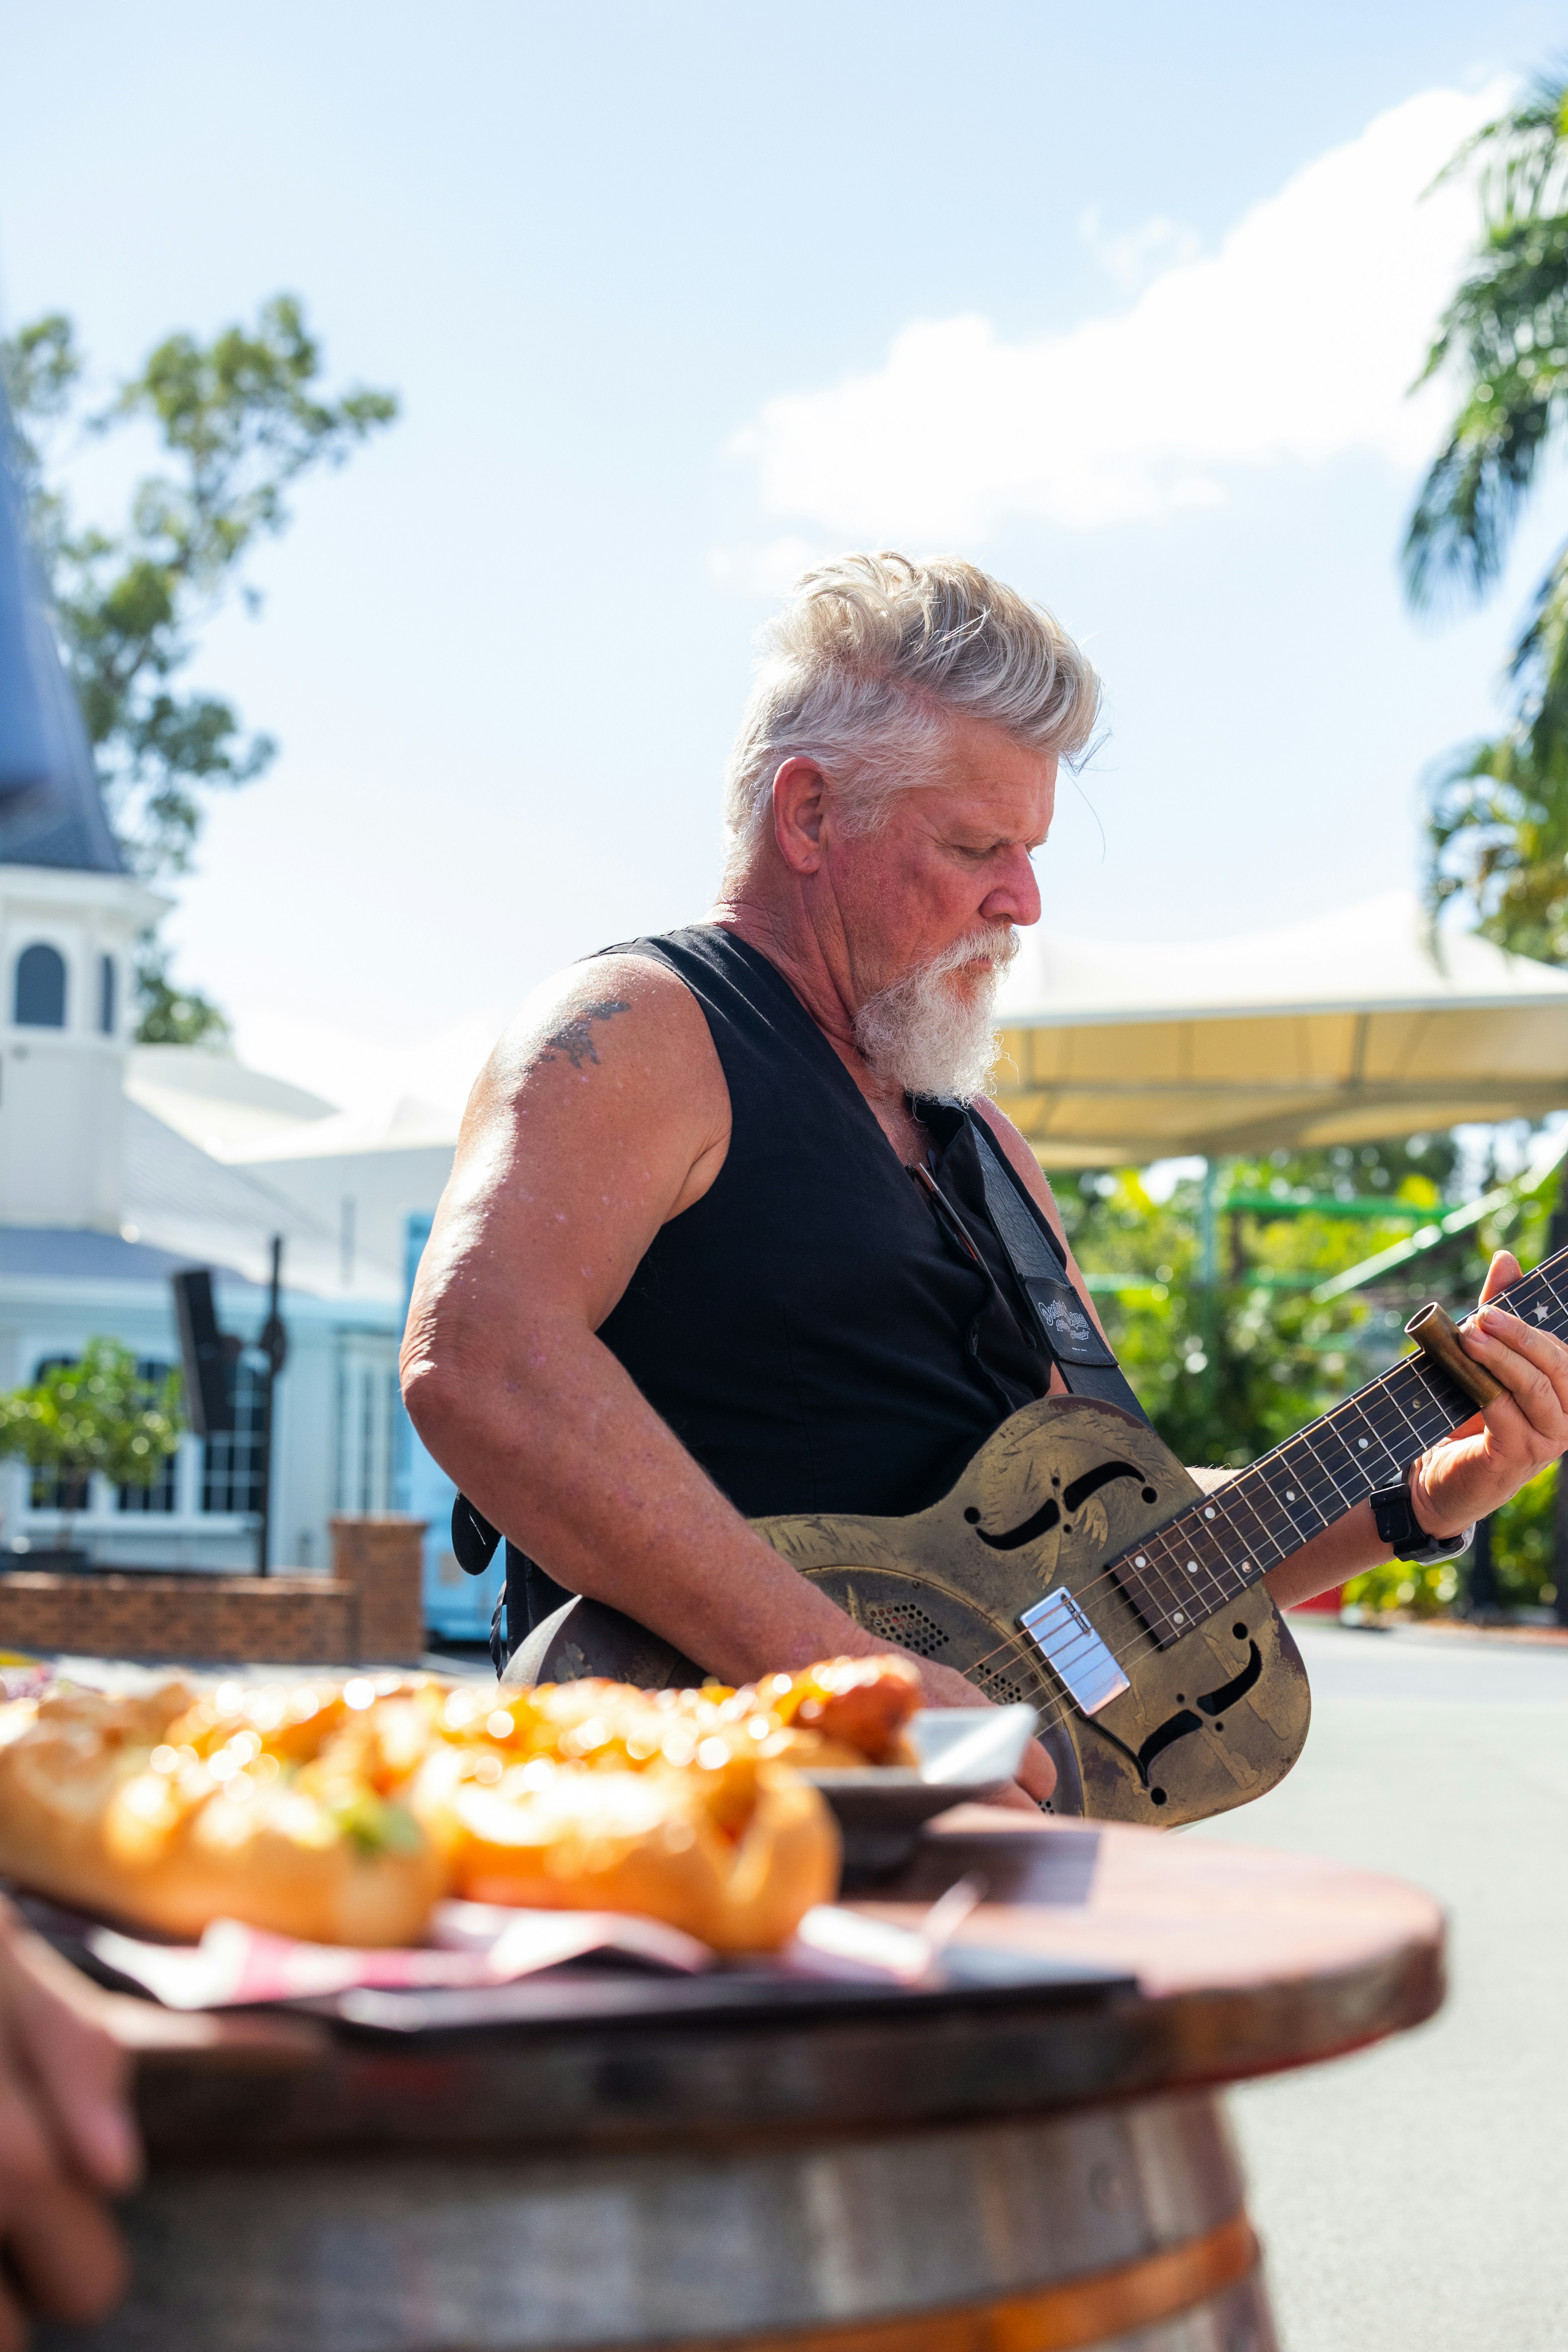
0;1900;139;2351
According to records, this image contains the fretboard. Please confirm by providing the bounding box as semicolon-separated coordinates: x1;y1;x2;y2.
1113;1243;1568;1647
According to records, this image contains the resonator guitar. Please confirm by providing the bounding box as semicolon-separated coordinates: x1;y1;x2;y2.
752;1280;1528;1825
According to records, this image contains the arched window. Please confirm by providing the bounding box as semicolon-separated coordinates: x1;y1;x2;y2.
13;944;66;1029
98;953;116;1036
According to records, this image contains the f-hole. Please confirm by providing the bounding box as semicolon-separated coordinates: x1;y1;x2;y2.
967;1459;1156;1552
1091;1640;1265;1792
964;1497;1060;1550
1062;1461;1159;1513
1195;1642;1263;1717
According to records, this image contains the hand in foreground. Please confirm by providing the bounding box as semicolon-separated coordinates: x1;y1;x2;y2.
912;1657;1057;1810
0;1898;139;2351
1413;1251;1568;1538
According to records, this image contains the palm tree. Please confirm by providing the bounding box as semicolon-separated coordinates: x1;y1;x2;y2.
1405;71;1568;960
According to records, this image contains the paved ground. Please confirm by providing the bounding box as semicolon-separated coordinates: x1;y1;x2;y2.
1190;1619;1568;2351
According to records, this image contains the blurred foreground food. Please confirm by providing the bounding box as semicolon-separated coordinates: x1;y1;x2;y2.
0;1654;923;1952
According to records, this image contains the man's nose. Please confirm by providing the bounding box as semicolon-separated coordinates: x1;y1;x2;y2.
980;848;1041;928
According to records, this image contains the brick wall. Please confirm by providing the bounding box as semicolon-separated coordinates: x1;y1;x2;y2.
0;1516;428;1666
0;1573;357;1664
330;1515;425;1663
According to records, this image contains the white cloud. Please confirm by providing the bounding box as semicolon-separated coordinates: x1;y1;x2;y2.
1077;204;1202;293
725;84;1506;546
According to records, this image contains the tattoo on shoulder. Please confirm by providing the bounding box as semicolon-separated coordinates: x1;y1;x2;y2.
539;998;633;1070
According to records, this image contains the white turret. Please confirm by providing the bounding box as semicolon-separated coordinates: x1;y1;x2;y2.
0;863;167;1229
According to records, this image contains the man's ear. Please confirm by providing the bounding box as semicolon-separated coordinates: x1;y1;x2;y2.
771;757;830;874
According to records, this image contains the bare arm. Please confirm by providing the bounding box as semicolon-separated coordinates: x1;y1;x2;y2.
402;958;1048;1793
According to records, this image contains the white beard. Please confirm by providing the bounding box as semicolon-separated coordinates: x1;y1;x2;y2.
852;928;1019;1104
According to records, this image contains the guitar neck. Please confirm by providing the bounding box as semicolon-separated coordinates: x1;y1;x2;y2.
1113;1242;1568;1647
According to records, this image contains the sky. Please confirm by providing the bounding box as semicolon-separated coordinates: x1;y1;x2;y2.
3;0;1568;1113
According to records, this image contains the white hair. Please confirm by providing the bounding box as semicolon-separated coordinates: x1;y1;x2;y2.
721;551;1101;883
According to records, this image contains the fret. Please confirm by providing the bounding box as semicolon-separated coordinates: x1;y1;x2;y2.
1508;1269;1555;1325
1382;1355;1445;1437
1368;1372;1429;1453
1201;1490;1273;1583
1128;1540;1191;1626
1506;1258;1568;1338
1160;1506;1240;1618
1270;1434;1345;1532
1330;1395;1404;1484
1149;1550;1223;1633
1213;1477;1288;1571
1386;1361;1457;1448
1212;1477;1289;1571
1227;1464;1300;1551
1109;1240;1568;1648
1302;1414;1374;1506
1413;1361;1485;1430
1117;1488;1270;1640
1114;1548;1186;1639
1530;1269;1568;1332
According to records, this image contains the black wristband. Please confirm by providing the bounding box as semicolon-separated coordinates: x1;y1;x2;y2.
1369;1477;1472;1564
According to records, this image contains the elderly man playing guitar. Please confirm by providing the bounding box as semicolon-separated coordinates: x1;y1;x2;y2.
404;553;1568;1811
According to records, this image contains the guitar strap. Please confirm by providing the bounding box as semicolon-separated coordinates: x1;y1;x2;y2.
968;1115;1153;1428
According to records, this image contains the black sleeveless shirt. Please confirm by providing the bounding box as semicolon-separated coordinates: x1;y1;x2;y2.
594;925;1056;1520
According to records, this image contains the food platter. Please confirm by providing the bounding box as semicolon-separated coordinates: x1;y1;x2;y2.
0;1658;1047;2053
802;1704;1038;1882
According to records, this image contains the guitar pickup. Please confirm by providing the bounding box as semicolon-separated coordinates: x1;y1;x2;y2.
1019;1590;1131;1716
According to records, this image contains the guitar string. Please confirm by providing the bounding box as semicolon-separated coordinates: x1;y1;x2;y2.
939;1255;1568;1725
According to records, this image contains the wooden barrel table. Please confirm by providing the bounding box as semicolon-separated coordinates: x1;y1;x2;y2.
41;1811;1443;2352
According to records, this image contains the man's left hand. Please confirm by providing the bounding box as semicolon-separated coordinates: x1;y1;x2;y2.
0;1899;139;2350
1412;1251;1568;1537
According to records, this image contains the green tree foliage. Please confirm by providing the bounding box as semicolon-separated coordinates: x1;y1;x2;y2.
1053;1137;1461;1466
133;941;233;1049
0;297;398;1040
0;1341;184;1547
1405;72;1568;957
1489;1460;1559;1607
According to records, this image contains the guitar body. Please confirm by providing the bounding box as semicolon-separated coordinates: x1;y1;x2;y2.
755;1393;1311;1828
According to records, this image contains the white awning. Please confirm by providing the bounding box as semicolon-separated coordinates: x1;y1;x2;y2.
992;892;1568;1165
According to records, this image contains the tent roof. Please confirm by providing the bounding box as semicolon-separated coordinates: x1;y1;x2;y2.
992;893;1568;1165
998;891;1568;1026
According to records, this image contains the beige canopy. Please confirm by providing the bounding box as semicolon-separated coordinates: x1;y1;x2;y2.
992;892;1568;1167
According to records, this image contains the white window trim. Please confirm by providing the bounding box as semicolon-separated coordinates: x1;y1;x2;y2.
18;1511;256;1538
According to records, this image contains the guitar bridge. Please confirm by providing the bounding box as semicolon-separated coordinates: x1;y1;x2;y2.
1018;1590;1131;1716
